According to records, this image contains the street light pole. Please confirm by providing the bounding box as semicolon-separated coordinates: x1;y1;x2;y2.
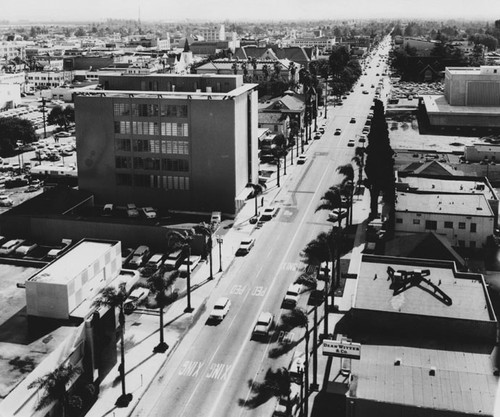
41;97;47;139
217;236;223;272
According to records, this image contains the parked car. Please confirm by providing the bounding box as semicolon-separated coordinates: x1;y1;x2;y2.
260;206;278;221
142;206;157;219
209;297;231;322
46;239;72;260
0;195;13;207
297;154;307;165
124;288;149;314
164;249;184;270
252;312;274;339
362;90;369;94
236;239;255;255
358;136;366;143
15;241;38;256
318;127;325;134
328;208;348;221
313;132;322;140
128;245;150;268
102;203;114;216
145;253;164;269
362;127;370;135
25;184;41;193
126;203;140;218
283;283;302;307
0;239;25;256
178;255;201;276
54;131;71;138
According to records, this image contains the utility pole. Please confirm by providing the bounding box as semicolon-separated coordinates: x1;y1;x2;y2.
41;97;47;139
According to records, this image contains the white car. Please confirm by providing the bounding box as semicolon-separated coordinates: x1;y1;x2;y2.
297;155;307;165
126;203;140;218
142;207;157;219
328;208;348;221
283;283;302;307
0;195;13;207
128;245;150;268
209;297;231;322
252;312;274;338
178;255;201;276
236;239;255;255
0;239;25;256
260;206;278;222
124;288;149;314
15;241;38;256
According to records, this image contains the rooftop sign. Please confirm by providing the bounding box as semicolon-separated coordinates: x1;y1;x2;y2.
323;339;361;359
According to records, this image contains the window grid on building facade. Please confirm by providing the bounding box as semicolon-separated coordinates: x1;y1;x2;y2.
131;174;190;190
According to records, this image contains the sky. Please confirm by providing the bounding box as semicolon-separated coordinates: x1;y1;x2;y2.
1;0;496;23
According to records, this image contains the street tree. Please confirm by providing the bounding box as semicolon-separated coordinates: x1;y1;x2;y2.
316;186;344;228
364;99;395;218
147;268;180;353
248;182;266;217
28;363;82;417
193;222;215;280
337;164;355;226
92;283;132;407
0;117;37;155
167;230;195;312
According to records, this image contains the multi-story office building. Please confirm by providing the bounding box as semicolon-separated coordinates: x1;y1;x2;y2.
444;66;500;106
74;74;259;214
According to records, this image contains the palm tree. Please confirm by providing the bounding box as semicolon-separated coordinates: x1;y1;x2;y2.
148;268;180;353
316;186;344;228
248;183;266;217
193;222;214;280
337;164;355;226
28;363;82;417
301;232;334;337
93;283;132;407
167;230;194;313
288;307;309;416
352;146;365;190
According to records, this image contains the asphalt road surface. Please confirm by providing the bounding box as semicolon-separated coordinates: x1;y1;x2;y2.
133;40;391;417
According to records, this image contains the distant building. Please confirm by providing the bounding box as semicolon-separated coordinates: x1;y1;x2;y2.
74;74;259;215
0;82;21;110
198;25;225;42
421;66;500;130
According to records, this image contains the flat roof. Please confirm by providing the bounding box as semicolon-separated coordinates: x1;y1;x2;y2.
396;191;494;217
349;344;497;414
400;176;497;201
422;94;500;116
354;256;494;322
28;240;117;285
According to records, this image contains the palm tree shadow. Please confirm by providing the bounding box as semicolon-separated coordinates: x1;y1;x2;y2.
238;379;273;409
269;336;304;358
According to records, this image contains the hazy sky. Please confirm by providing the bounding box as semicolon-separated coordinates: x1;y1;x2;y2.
2;0;496;23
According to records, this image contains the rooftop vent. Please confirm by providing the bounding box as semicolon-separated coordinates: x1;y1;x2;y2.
394;358;402;366
429;367;436;376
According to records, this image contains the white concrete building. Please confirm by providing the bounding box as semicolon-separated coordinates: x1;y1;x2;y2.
465;143;500;163
444;66;500;107
26;239;122;320
0;83;21;110
395;192;495;249
26;70;71;90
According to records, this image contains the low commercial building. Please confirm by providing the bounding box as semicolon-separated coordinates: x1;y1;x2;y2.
326;255;498;417
394;191;495;249
465;142;500;163
26;239;122;320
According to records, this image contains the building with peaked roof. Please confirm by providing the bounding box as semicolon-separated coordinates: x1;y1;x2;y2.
258;93;306;133
75;74;259;215
234;46;315;68
398;159;455;176
384;232;466;270
333;255;499;417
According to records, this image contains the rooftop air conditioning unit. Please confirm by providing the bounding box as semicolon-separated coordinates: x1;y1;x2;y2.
429;367;436;376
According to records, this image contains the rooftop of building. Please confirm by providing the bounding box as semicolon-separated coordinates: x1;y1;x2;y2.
348;344;497;415
27;239;119;285
422;95;500;115
446;65;500;75
398;160;456;176
395;190;494;217
259;94;305;112
397;175;497;201
354;255;495;323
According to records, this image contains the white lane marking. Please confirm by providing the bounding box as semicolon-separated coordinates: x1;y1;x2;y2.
206;164;332;417
251;286;266;297
206;363;232;380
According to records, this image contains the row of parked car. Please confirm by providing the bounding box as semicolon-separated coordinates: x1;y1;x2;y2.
0;237;71;260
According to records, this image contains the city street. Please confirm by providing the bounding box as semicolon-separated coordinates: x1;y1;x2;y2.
132;44;386;417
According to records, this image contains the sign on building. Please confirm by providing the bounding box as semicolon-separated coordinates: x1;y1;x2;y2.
322;339;361;359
